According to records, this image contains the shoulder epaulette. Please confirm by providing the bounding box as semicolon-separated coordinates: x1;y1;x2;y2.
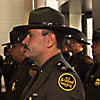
57;61;76;92
56;61;74;73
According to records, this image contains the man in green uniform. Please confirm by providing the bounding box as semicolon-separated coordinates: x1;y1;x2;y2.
20;7;85;100
2;46;18;88
85;27;100;100
2;26;39;100
66;28;93;83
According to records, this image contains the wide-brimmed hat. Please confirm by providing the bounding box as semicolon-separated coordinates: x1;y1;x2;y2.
92;27;100;41
17;7;70;31
2;26;28;46
66;28;90;45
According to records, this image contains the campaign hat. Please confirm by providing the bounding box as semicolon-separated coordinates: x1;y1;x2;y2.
2;26;28;46
66;28;90;45
18;7;70;32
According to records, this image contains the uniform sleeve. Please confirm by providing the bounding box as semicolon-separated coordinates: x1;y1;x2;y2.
46;71;85;100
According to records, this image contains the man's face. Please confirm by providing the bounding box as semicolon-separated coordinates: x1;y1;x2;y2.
10;43;25;61
4;47;12;57
92;41;100;57
22;29;48;60
67;39;80;53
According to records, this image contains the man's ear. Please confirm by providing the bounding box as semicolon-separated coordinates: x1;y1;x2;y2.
47;33;56;48
79;43;83;48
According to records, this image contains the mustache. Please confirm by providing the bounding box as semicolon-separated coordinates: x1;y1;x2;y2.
23;44;30;51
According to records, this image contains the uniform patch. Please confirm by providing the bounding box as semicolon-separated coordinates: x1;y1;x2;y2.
58;73;76;91
95;78;100;86
29;67;38;78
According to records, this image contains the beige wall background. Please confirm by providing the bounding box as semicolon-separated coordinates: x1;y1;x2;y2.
0;0;32;57
0;0;99;57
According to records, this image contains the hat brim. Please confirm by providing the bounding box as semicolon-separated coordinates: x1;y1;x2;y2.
78;41;90;45
2;24;71;46
66;37;90;45
2;41;21;46
2;43;12;46
16;24;71;32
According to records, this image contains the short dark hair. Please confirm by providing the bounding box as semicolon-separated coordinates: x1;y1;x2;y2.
42;29;66;50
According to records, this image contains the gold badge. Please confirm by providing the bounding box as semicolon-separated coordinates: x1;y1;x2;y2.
3;61;6;65
10;61;13;64
29;67;37;78
58;73;76;91
29;97;32;100
72;66;75;70
95;78;100;86
61;67;67;71
12;82;16;91
57;62;67;71
7;61;9;64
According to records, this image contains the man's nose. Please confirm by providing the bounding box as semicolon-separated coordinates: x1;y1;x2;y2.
22;34;30;45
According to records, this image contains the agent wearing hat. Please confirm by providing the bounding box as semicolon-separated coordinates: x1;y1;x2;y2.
2;27;29;89
2;26;39;100
85;27;100;100
2;45;19;89
20;7;85;100
66;28;93;83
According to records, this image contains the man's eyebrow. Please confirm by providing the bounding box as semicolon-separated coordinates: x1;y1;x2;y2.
42;32;49;36
27;31;30;34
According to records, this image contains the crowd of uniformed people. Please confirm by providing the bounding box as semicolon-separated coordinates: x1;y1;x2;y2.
0;7;100;100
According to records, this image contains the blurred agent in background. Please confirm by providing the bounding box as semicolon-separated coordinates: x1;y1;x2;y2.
2;26;39;100
66;28;93;83
62;39;72;61
85;27;100;100
2;45;18;88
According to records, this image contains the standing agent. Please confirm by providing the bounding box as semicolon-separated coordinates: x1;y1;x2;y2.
20;7;85;100
66;28;93;83
85;27;100;100
2;45;18;88
2;26;39;100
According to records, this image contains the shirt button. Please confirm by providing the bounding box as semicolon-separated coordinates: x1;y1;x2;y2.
86;84;88;86
40;70;43;73
91;75;94;78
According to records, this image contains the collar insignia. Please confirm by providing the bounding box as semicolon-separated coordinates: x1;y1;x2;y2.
29;97;32;100
12;82;16;91
72;66;75;70
29;67;38;78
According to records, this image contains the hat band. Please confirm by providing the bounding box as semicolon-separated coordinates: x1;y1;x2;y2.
29;22;66;27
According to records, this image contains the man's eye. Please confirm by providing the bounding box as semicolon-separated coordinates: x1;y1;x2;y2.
29;34;32;38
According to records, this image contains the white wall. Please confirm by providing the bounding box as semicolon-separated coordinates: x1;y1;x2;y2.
69;0;82;31
0;0;32;57
92;0;100;29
